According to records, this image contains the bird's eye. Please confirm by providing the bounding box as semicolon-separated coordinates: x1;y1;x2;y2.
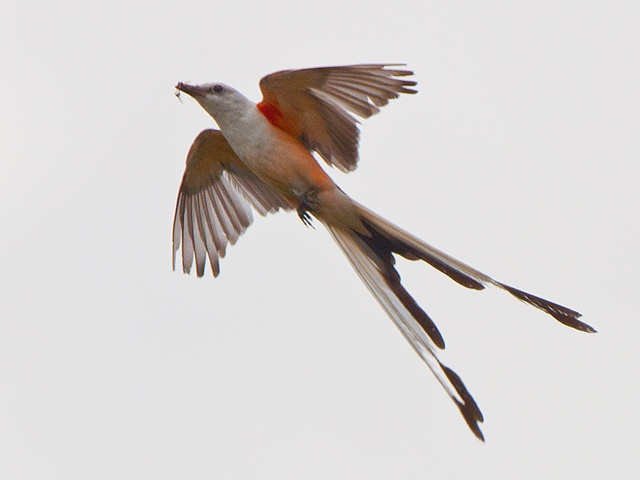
212;84;223;93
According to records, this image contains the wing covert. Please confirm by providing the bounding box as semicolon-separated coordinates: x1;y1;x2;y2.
259;64;417;172
173;129;292;277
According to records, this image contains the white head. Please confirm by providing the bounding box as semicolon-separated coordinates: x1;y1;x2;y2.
175;82;253;129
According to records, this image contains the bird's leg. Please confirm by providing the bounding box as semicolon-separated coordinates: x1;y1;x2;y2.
297;189;318;229
297;208;314;228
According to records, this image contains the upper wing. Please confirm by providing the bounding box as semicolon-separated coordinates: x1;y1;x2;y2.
173;129;293;277
258;64;417;172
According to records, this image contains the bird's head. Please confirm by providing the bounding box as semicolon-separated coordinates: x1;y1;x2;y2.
175;82;250;124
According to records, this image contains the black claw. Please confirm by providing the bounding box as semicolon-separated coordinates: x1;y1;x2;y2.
297;208;315;228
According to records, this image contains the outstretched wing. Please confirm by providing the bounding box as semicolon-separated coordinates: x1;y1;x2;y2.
258;64;417;172
173;129;293;277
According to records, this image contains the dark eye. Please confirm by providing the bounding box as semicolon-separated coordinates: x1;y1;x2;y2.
212;84;223;93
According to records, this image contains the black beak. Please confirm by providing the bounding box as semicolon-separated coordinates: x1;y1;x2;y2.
175;82;207;99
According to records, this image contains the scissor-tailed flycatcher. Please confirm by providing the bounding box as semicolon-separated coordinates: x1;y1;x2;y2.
173;64;595;440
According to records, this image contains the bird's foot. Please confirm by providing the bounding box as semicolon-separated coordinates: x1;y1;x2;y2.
297;208;315;228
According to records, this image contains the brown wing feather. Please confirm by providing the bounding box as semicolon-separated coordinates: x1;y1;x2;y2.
259;64;417;172
173;129;292;277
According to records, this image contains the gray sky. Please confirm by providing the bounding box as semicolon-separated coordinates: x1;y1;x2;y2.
2;1;638;478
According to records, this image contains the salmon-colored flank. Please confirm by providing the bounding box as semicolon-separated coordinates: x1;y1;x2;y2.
257;102;336;196
257;101;283;128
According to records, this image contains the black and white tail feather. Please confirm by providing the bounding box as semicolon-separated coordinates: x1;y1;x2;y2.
324;202;595;441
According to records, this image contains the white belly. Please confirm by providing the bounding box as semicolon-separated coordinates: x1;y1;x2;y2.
219;105;321;197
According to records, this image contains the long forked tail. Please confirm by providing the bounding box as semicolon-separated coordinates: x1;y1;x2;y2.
353;202;596;333
322;201;595;440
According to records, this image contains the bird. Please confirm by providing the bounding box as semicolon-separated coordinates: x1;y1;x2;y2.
172;64;595;440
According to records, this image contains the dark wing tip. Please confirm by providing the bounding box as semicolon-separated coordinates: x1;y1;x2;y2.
379;64;418;93
398;80;418;94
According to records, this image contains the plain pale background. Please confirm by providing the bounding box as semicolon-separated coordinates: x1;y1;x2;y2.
1;1;638;478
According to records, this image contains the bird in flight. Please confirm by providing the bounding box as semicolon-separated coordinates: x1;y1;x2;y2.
173;64;595;440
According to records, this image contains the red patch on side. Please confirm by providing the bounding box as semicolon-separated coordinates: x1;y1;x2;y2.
257;101;283;128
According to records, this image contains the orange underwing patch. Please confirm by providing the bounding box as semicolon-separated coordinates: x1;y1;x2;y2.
257;101;283;128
